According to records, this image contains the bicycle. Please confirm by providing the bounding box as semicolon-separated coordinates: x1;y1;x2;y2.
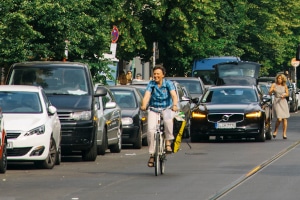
150;107;167;176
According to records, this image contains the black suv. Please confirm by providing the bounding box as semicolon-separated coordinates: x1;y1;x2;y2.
6;61;106;161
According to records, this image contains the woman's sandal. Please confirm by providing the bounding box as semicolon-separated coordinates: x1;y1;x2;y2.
166;145;172;154
148;156;154;167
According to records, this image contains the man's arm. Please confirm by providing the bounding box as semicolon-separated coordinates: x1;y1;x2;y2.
170;90;178;111
141;90;151;111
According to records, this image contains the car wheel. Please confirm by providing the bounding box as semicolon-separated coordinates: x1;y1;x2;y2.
82;134;97;161
0;142;7;173
34;136;57;169
133;124;142;149
97;129;107;155
55;145;61;165
255;121;266;142
110;126;122;153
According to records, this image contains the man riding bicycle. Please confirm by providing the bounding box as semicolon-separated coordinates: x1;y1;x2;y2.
140;65;178;167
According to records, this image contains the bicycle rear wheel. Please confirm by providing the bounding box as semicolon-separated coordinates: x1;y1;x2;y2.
154;132;160;176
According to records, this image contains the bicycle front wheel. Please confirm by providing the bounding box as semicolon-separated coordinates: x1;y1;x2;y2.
160;135;166;174
154;132;160;176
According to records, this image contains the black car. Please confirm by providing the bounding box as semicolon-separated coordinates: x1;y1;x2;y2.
109;86;148;148
190;61;272;142
190;85;272;142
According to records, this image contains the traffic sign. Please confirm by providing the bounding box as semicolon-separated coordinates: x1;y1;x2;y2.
291;58;300;67
111;25;119;43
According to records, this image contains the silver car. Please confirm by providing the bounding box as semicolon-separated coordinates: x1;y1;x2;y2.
94;85;122;155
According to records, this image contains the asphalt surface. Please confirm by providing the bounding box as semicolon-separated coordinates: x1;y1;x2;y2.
1;111;300;200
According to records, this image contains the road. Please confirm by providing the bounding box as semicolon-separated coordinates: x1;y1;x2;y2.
1;111;300;200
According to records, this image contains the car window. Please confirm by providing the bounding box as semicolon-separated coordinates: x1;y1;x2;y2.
11;67;89;95
202;88;257;104
170;80;203;94
0;91;42;113
111;90;137;108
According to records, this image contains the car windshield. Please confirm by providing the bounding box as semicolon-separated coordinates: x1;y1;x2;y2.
201;88;258;104
10;67;89;95
111;90;137;108
0;91;42;113
169;80;203;94
217;64;258;78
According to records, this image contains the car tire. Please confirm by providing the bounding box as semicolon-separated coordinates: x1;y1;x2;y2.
0;142;7;173
110;126;122;153
34;136;57;169
55;145;61;165
133;124;142;149
97;129;107;155
82;134;97;161
255;121;266;142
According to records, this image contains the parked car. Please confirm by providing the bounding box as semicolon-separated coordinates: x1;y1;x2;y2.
6;61;103;161
94;85;122;155
109;86;148;148
165;77;206;104
191;85;272;142
0;108;7;173
131;80;191;138
0;85;61;169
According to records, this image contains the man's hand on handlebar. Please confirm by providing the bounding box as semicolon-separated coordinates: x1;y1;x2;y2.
140;105;147;111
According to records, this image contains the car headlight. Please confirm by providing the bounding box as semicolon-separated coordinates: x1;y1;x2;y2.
122;117;133;125
71;111;92;120
24;125;45;136
246;111;262;118
192;112;206;119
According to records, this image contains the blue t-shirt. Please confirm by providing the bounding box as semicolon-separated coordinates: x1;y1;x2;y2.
146;79;175;108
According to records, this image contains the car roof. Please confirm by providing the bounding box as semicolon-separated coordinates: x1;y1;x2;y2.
11;61;88;68
109;85;138;91
209;85;254;90
165;77;201;81
131;80;150;85
0;85;42;92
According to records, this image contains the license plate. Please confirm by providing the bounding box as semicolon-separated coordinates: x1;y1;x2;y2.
7;142;13;149
216;122;236;129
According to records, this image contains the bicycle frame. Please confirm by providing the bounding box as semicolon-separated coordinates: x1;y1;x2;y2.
151;107;167;176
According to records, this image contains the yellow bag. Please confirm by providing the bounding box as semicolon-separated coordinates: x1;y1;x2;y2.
173;120;186;153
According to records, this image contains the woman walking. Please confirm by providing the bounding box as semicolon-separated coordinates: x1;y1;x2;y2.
269;74;290;139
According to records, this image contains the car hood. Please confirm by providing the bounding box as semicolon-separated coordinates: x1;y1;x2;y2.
121;108;139;118
3;114;45;131
198;103;261;113
47;95;92;111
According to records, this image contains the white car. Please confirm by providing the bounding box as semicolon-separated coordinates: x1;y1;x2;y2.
0;85;61;169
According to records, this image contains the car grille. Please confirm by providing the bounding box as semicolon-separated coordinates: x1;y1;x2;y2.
207;113;244;123
7;147;32;157
7;132;21;139
58;112;73;121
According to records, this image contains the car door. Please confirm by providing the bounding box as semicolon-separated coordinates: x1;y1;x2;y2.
41;91;61;144
175;82;191;121
102;90;121;142
134;89;148;137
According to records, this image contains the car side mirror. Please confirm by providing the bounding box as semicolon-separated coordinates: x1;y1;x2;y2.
181;96;190;101
105;102;117;109
48;105;57;115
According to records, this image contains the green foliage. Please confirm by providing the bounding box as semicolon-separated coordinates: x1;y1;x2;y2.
1;0;300;81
